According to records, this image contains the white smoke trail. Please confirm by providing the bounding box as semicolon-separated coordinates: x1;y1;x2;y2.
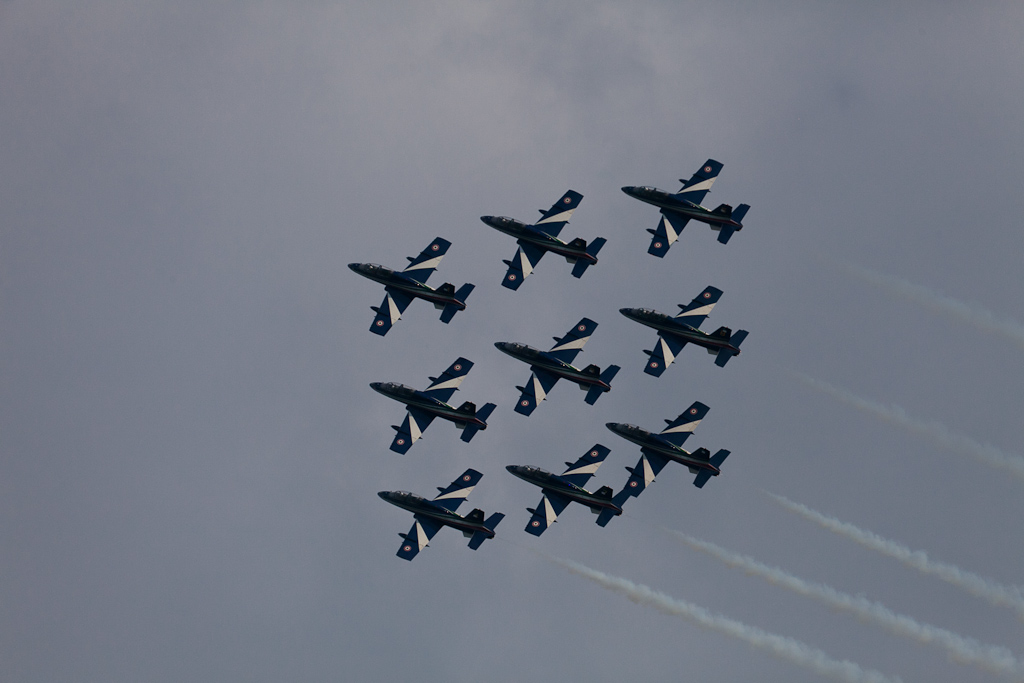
796;373;1024;481
672;531;1024;678
552;557;902;683
769;493;1024;620
845;264;1024;351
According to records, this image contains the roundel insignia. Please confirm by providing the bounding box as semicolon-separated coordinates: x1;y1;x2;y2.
396;438;405;445
690;408;698;415
531;520;540;527
403;545;412;552
563;197;571;204
703;292;711;298
508;274;516;281
375;320;384;327
629;481;638;487
463;474;471;481
431;244;439;251
578;324;586;332
590;450;598;457
520;400;529;407
650;361;658;368
653;241;662;249
704;165;712;173
453;364;462;371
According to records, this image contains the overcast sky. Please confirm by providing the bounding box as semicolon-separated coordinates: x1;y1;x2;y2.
3;2;1024;682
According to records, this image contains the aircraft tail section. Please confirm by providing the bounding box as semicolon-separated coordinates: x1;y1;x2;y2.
596;488;631;526
714;330;748;367
468;512;504;549
570;237;606;278
693;450;730;488
584;365;620;405
716;204;748;244
459;402;496;443
439;283;474;323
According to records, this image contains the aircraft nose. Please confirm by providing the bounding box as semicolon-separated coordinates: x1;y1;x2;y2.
480;215;494;225
605;422;623;433
369;382;383;391
376;491;390;501
494;341;509;352
621;186;637;195
505;465;517;473
619;307;637;317
347;263;360;271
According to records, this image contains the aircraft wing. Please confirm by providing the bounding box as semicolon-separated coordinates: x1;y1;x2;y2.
431;468;483;512
531;190;583;238
401;236;450;284
396;515;442;560
370;287;414;336
390;407;436;454
502;241;546;290
648;209;691;258
675;286;723;328
675;159;723;206
644;333;687;377
547;317;598;364
422;357;474;403
620;449;671;498
524;491;572;536
658;401;710;447
559;444;611;487
513;367;560;416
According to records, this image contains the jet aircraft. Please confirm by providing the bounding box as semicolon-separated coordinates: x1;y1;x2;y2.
378;468;505;560
480;190;606;290
495;318;620;416
621;285;748;376
506;444;629;535
606;401;731;492
349;236;474;336
622;159;750;256
371;357;496;453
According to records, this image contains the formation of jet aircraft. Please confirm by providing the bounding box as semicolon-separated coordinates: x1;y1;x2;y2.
480;190;606;290
621;285;749;376
622;159;750;256
607;401;731;491
378;468;504;560
349;237;475;336
495;317;620;415
371;357;496;454
353;159;749;559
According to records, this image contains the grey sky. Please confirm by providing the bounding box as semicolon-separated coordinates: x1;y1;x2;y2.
3;2;1024;681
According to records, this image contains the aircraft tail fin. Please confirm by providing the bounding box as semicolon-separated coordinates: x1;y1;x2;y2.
439;283;475;323
714;330;747;367
731;204;750;224
584;365;620;405
693;450;729;488
716;204;748;244
468;512;504;549
596;488;630;527
570;237;606;278
459;402;496;443
710;449;730;468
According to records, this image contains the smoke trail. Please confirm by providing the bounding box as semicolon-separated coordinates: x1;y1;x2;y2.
769;493;1024;620
796;373;1024;481
845;264;1024;351
551;557;902;683
672;531;1024;678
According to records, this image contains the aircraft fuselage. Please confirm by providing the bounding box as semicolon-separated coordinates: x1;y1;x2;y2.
620;186;743;231
619;307;740;355
479;217;597;263
377;491;496;538
347;263;467;309
494;342;611;390
605;422;720;476
369;382;487;428
506;465;623;514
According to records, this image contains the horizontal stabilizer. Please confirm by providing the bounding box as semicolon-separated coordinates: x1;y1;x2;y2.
439;283;475;323
467;512;504;549
459;402;496;443
596;489;630;527
570;237;606;278
584;365;620;405
714;330;747;367
717;225;736;244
